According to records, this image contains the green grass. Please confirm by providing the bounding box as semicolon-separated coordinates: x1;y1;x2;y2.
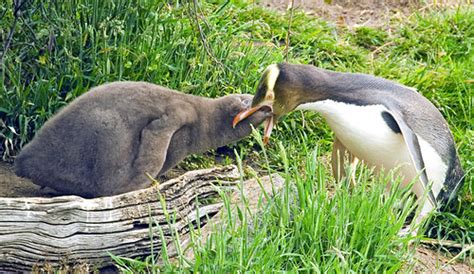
1;0;472;271
114;134;418;272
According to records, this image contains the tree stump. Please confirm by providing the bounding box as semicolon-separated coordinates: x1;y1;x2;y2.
0;165;283;271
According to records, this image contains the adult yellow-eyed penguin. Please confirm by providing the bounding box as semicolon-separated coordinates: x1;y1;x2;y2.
233;63;465;233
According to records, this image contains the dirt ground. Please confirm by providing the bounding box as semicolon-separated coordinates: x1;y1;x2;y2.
259;0;470;28
412;246;473;273
0;161;60;198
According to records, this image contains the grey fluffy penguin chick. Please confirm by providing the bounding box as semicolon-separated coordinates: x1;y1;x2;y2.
14;82;271;198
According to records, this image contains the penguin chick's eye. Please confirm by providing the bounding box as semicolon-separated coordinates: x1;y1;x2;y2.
241;98;251;108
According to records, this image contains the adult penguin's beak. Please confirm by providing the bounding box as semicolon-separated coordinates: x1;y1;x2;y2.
233;63;280;145
262;114;274;145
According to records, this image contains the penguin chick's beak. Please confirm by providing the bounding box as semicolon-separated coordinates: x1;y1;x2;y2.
232;105;274;145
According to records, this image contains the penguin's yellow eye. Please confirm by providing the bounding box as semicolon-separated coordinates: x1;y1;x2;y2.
265;90;274;101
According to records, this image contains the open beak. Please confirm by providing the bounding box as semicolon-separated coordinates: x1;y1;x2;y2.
232;104;275;145
262;115;274;145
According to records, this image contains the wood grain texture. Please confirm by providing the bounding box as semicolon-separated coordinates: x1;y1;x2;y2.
0;165;283;271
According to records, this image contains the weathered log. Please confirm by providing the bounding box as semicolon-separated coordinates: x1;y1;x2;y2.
0;165;283;271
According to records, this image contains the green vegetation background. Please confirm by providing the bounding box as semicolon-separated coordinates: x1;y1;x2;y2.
0;0;472;271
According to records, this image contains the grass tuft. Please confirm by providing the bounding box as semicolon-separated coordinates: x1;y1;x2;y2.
114;132;418;272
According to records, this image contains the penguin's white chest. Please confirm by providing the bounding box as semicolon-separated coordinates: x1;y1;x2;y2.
297;100;412;171
297;100;447;197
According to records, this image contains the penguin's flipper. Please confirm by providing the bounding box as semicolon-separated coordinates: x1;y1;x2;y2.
384;109;437;207
129;118;180;190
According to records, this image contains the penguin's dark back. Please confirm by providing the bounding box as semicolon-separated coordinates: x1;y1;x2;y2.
437;153;465;209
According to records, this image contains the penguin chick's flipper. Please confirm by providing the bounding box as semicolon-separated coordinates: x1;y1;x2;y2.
384;109;437;207
126;118;179;193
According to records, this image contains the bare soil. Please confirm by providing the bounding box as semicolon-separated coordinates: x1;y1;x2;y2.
0;161;60;198
412;246;473;273
259;0;470;29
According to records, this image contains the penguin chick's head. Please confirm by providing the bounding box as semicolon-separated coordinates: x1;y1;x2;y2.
232;64;300;144
218;94;272;139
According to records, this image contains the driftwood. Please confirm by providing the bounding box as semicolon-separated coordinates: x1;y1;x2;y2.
0;165;283;271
